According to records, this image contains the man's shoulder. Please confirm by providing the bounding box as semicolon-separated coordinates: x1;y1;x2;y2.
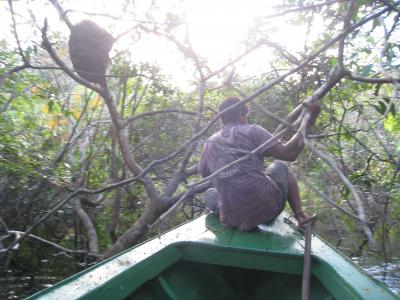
205;124;268;141
236;124;268;136
236;123;265;130
248;123;266;130
207;130;222;142
248;124;271;134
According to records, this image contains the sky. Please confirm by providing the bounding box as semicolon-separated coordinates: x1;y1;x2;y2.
1;0;325;89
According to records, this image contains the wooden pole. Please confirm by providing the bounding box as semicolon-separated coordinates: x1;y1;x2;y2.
301;215;317;300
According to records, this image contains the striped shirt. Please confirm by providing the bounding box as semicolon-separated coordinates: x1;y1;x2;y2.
198;123;282;230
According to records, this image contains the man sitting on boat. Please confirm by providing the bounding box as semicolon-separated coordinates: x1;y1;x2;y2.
198;97;320;230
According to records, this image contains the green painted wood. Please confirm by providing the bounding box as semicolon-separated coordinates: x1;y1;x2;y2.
27;213;399;300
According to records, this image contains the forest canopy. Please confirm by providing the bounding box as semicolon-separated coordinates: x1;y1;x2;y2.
0;0;399;295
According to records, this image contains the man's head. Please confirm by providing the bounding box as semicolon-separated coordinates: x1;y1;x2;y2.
219;97;248;125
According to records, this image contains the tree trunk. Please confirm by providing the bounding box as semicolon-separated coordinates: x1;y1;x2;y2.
103;203;162;258
73;198;99;254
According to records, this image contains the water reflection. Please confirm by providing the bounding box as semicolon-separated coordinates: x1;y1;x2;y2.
352;257;400;294
0;271;62;300
320;228;400;295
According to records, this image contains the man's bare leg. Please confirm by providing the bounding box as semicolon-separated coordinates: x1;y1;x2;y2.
203;188;219;215
286;168;308;227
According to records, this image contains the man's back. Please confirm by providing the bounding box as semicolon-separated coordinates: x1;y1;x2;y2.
199;123;283;230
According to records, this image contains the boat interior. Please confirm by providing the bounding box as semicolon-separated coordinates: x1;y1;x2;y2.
127;254;333;300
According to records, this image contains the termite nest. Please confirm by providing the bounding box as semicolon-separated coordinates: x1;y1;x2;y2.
68;20;114;86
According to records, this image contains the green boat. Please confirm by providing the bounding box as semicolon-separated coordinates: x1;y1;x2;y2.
27;213;398;300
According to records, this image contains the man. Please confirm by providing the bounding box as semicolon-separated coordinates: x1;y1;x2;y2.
198;96;320;230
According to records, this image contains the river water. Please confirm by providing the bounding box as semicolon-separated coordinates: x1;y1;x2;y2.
357;258;400;295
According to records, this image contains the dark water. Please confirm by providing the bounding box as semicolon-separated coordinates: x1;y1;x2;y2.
319;226;400;295
0;271;62;299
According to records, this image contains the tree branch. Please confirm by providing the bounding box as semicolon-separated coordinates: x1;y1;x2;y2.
304;141;375;245
302;176;362;221
48;0;74;29
6;230;100;257
266;0;344;19
73;198;99;254
8;0;29;64
379;0;400;13
346;71;400;84
123;109;196;127
338;0;357;69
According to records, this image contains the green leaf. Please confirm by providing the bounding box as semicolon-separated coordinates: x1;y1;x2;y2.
384;113;400;132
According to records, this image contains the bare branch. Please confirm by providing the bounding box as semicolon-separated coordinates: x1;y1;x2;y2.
346;71;400;84
48;0;74;29
73;198;99;254
301;176;362;221
304;141;375;245
8;0;28;64
7;230;100;257
263;40;301;65
265;0;344;19
379;0;400;13
204;42;266;81
123;109;196;127
338;0;357;69
151;181;211;230
0;190;81;254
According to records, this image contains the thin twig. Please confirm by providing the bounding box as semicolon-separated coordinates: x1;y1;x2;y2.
8;0;28;64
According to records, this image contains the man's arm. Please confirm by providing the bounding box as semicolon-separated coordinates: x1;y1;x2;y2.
265;130;308;161
264;100;320;161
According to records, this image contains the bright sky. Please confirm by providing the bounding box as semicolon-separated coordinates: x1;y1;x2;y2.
1;0;324;88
